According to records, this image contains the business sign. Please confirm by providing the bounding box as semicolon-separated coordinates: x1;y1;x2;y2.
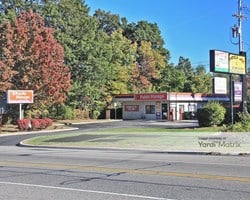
134;93;167;101
124;105;139;112
214;77;227;94
210;50;246;74
229;54;246;74
7;90;34;104
234;82;242;102
210;50;229;73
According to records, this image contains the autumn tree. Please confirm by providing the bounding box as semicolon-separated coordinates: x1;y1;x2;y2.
0;9;71;107
130;41;165;92
99;29;137;104
42;0;99;109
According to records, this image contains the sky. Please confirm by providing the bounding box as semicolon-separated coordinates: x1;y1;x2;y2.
84;0;250;70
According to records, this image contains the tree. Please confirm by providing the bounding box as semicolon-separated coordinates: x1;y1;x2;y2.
0;0;42;23
41;0;99;109
93;9;121;35
0;9;71;106
130;41;165;92
82;29;137;108
191;65;212;93
176;56;194;92
102;29;137;101
159;64;186;92
42;0;95;81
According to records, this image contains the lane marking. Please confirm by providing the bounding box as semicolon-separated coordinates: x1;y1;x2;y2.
0;181;173;200
0;160;250;183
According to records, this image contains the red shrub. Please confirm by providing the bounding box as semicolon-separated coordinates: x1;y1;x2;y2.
44;118;53;126
31;118;53;130
39;119;47;129
17;119;31;131
31;119;40;130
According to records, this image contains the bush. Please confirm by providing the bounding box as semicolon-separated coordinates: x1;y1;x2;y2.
49;104;75;120
92;110;100;119
17;119;31;131
17;118;53;131
223;113;250;132
31;119;40;130
31;118;53;130
197;101;226;127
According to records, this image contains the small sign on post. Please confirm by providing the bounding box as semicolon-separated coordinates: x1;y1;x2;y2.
6;90;34;120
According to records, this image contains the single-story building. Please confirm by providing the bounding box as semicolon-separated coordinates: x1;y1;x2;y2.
113;92;230;120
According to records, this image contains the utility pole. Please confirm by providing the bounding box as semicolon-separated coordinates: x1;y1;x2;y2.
233;0;244;51
232;0;248;114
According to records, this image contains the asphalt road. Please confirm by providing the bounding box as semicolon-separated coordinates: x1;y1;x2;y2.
0;120;250;200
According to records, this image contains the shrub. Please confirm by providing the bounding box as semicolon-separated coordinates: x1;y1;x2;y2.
31;119;40;129
44;118;53;126
17;119;31;131
30;118;53;130
223;113;250;132
197;101;226;127
92;110;100;119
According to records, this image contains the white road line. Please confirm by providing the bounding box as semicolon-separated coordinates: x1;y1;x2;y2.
0;181;175;200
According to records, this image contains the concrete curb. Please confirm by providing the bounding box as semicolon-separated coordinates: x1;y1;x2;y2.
17;140;250;156
0;127;79;137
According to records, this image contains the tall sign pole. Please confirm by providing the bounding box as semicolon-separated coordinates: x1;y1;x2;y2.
233;0;248;114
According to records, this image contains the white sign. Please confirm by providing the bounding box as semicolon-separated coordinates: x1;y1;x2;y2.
214;77;227;94
214;51;229;73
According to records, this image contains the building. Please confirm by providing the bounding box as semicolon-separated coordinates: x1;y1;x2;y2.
113;92;229;120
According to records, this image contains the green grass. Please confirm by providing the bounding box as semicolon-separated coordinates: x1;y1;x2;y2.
25;126;222;149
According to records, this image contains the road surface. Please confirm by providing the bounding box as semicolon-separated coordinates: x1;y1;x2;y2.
0;120;249;199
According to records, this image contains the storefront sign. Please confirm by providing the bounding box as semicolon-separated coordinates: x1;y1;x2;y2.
134;93;167;101
124;105;139;111
7;90;34;104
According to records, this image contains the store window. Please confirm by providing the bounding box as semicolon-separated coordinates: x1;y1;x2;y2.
145;105;155;114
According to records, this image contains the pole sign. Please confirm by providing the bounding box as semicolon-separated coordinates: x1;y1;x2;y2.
213;77;227;94
210;50;246;75
229;54;246;74
234;82;242;102
210;50;229;73
7;90;34;104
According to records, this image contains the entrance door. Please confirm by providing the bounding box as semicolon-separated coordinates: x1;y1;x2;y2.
179;105;184;120
162;103;168;119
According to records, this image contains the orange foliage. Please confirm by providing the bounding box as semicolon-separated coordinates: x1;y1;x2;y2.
0;10;71;105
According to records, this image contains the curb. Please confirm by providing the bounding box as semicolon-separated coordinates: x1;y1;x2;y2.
0;127;79;137
17;141;250;156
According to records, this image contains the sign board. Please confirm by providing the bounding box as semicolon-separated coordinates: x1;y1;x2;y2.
210;50;246;75
134;93;167;101
229;54;246;74
214;77;227;94
234;82;242;102
210;50;229;73
124;105;139;112
7;90;34;104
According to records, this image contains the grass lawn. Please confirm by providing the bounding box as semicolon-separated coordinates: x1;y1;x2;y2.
24;126;225;151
